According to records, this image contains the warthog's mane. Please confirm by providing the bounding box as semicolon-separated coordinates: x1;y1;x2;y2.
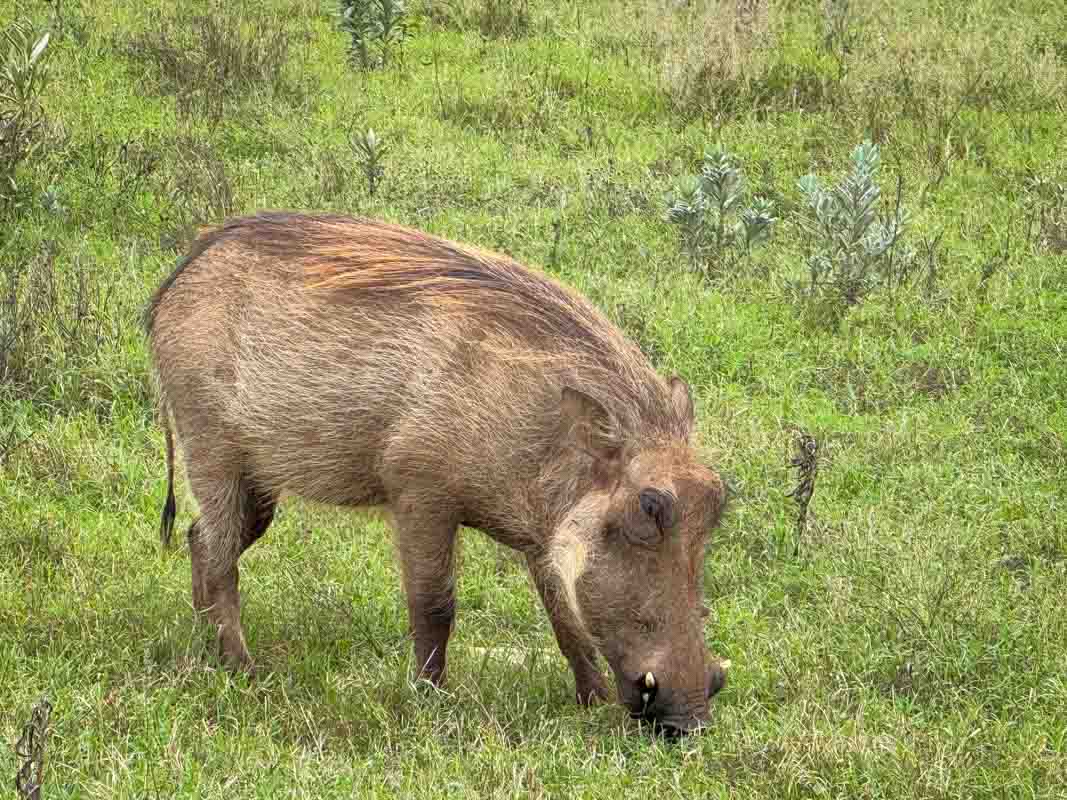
144;212;685;439
263;212;627;353
149;213;616;345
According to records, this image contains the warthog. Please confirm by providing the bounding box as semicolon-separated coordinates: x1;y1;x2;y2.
145;212;729;734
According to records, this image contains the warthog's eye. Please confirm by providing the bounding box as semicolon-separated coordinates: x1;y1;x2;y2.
620;488;677;547
639;487;677;532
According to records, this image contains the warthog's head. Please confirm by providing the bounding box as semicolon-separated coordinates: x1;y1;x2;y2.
549;379;727;736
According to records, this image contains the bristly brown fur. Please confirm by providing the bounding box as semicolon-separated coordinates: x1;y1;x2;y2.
215;211;635;357
142;224;226;334
157;211;683;441
144;211;727;731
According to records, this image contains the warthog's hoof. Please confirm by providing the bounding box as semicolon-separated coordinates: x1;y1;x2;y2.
215;632;256;676
220;651;257;676
576;680;610;707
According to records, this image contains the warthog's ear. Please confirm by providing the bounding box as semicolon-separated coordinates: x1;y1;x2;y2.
669;376;695;440
560;386;619;461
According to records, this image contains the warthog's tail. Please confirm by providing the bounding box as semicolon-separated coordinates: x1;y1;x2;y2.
159;404;177;549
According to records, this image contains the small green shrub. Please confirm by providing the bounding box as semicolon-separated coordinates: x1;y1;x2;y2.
665;145;776;276
797;140;912;319
0;23;51;209
351;128;388;196
338;0;409;70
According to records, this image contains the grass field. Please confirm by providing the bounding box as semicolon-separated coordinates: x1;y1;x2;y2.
2;0;1066;796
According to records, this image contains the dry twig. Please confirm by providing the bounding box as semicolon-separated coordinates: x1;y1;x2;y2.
786;431;818;555
15;695;52;800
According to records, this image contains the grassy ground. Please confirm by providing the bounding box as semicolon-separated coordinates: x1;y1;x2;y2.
2;0;1066;796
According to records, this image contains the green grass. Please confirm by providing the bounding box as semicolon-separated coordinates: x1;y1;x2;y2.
2;0;1066;796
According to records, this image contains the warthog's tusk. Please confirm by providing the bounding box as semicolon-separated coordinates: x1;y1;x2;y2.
644;672;656;689
720;660;732;671
641;692;651;705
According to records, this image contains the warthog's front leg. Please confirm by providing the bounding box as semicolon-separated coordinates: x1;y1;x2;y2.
527;554;609;707
391;498;460;687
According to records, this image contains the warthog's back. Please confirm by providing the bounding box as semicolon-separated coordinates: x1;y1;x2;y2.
145;212;688;534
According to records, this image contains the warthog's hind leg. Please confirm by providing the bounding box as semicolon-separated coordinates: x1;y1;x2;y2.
186;469;275;672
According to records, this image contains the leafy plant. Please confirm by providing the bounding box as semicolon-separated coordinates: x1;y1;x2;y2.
338;0;409;70
797;140;911;316
351;128;388;196
40;183;65;217
0;24;51;208
665;145;776;276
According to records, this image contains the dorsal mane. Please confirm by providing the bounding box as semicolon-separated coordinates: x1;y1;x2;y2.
250;213;627;352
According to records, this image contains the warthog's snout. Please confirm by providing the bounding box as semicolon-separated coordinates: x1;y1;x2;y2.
625;661;730;737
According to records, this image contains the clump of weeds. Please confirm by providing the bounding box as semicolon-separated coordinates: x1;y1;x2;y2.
797;140;914;327
666;144;776;279
120;9;301;124
337;0;410;69
0;22;52;211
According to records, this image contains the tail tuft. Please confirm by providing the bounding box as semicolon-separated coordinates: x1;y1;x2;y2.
159;407;178;549
160;480;176;548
